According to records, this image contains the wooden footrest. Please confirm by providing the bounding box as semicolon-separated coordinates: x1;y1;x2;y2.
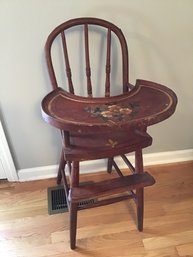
70;172;155;203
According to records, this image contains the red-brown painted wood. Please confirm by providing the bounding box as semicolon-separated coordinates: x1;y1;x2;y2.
70;172;155;202
42;79;177;133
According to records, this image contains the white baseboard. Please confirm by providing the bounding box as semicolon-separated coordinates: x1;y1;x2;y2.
18;149;193;181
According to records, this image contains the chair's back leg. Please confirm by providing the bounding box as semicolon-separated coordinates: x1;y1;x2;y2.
135;149;144;231
57;148;66;185
107;158;113;173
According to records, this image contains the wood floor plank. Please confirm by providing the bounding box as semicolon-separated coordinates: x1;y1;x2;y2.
50;247;179;257
176;242;193;256
143;230;193;250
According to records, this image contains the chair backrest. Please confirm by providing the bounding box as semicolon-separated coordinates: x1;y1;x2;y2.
45;17;129;97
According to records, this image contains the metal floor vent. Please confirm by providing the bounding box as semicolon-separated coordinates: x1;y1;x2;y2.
47;185;96;215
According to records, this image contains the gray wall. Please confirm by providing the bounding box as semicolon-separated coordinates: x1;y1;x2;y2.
0;0;193;170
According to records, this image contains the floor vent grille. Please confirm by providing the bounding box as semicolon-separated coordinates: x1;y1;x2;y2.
47;185;96;215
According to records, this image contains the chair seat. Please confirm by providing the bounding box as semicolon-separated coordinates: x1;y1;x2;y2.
63;129;152;161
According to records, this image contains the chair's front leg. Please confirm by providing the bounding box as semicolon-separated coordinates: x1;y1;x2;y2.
136;187;144;231
69;161;80;249
70;202;78;249
135;149;144;231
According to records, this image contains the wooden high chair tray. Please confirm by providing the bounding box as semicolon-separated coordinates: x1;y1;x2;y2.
41;79;177;133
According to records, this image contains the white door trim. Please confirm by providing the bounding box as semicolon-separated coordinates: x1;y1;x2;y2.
0;121;18;181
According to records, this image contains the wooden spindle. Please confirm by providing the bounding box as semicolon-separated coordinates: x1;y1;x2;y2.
84;24;92;97
105;28;111;97
61;31;74;94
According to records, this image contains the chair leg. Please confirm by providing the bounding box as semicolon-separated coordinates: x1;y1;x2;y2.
136;188;144;231
70;202;78;249
135;149;144;231
107;158;113;173
69;161;80;249
57;149;66;185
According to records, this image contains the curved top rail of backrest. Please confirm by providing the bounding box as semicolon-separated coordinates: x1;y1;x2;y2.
45;17;129;95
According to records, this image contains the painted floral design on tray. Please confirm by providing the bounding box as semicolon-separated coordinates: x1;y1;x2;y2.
84;102;139;122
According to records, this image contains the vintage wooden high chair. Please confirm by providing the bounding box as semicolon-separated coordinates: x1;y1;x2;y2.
41;18;177;249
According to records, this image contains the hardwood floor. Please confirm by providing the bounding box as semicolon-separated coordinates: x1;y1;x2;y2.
0;161;193;257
